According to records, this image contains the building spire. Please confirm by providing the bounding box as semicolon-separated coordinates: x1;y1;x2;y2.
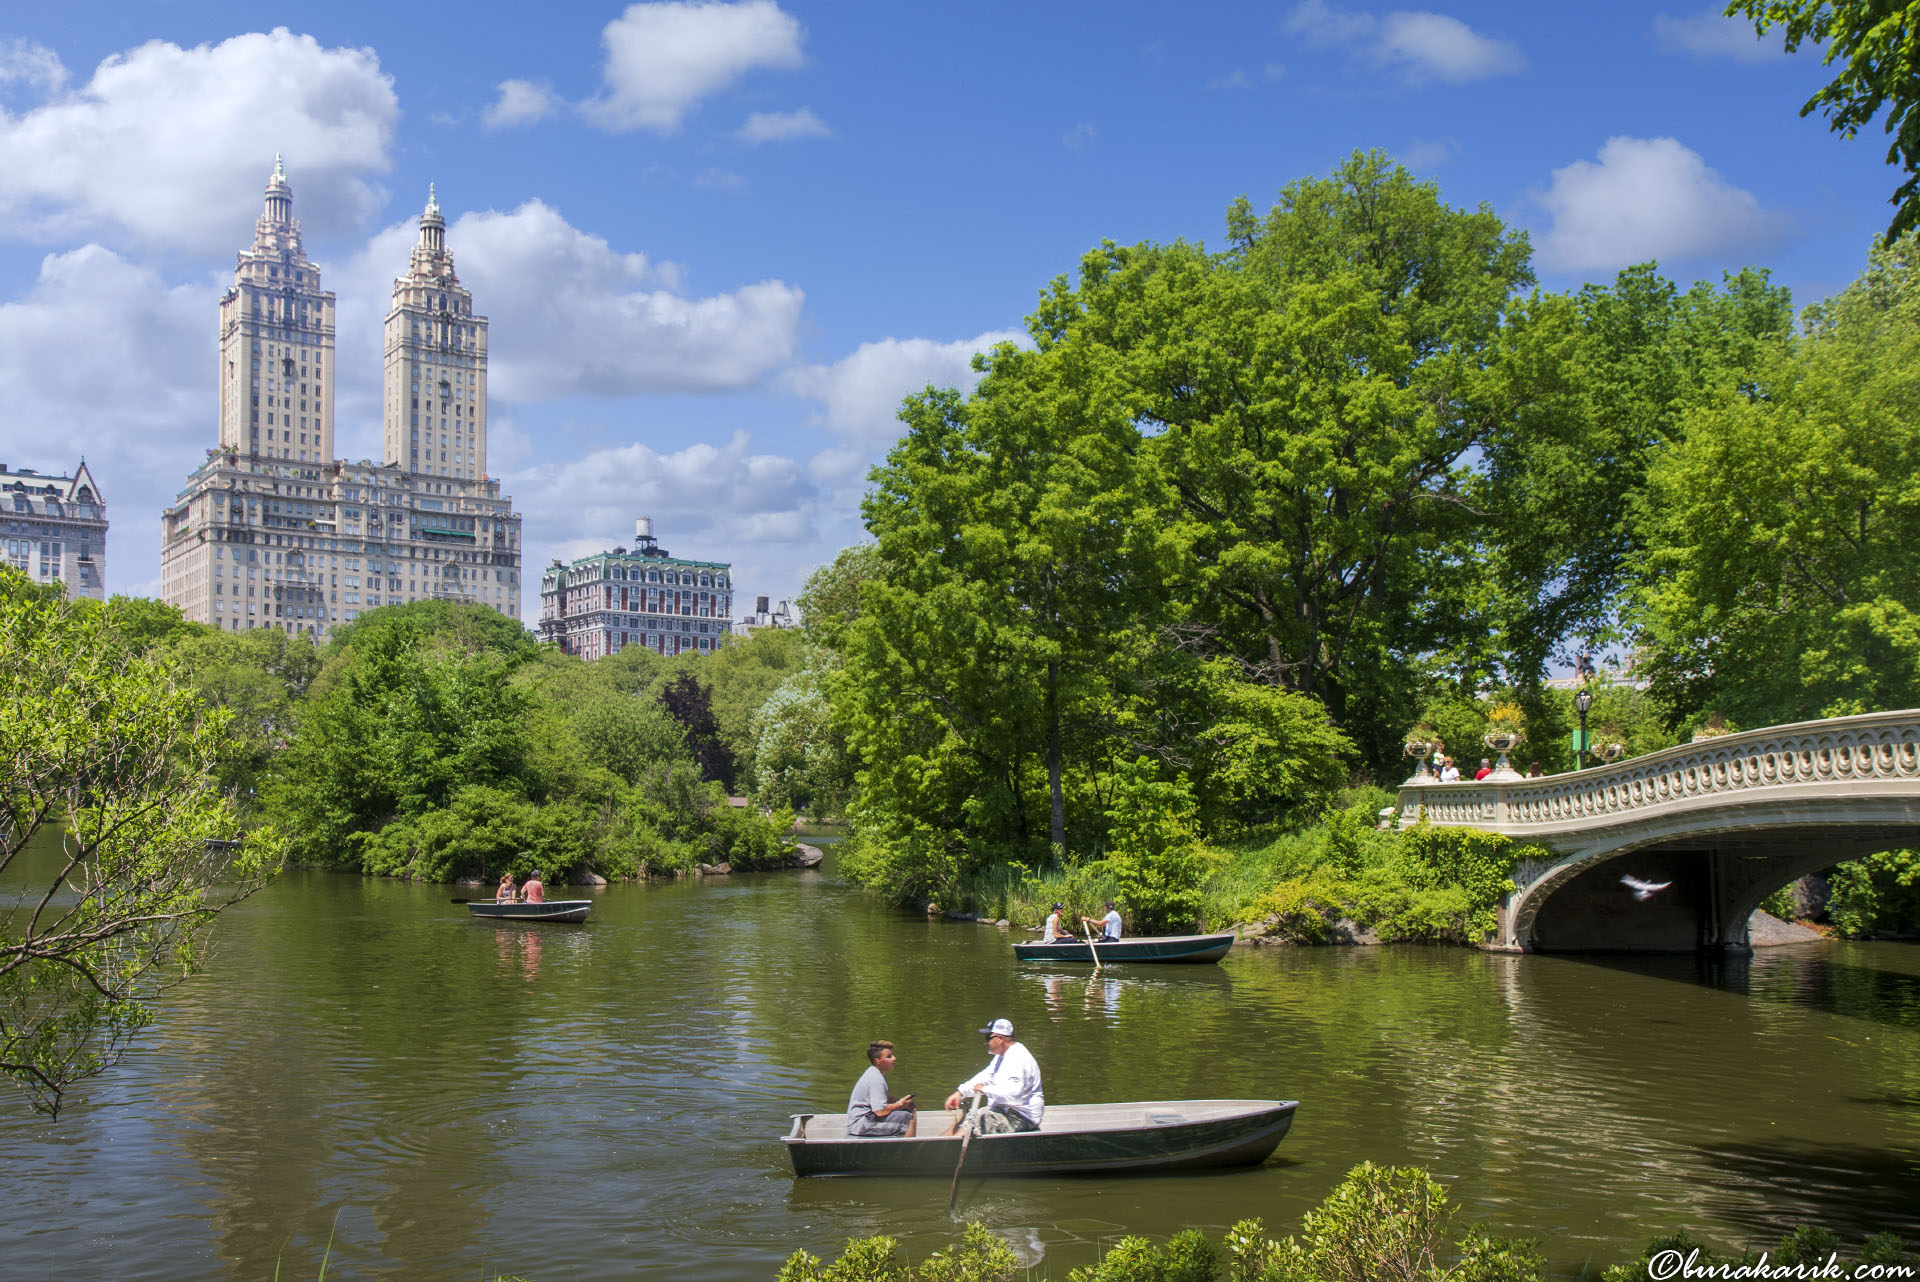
263;154;293;227
425;182;439;216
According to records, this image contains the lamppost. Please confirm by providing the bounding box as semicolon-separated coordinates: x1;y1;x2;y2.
1574;687;1593;771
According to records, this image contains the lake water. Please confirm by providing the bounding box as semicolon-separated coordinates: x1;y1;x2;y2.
3;846;1918;1279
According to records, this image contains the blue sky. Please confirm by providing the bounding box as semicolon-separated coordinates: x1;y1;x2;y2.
0;1;1898;618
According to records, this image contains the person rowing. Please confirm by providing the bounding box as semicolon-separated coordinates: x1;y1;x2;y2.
519;870;545;903
943;1018;1043;1134
1080;899;1123;942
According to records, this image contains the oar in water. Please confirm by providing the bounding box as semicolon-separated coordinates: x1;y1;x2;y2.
948;1093;979;1210
1083;922;1105;972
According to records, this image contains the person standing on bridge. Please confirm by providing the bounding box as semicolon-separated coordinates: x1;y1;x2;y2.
1473;758;1493;781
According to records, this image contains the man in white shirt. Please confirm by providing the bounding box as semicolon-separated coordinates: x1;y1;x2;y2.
1080;900;1123;942
944;1018;1044;1134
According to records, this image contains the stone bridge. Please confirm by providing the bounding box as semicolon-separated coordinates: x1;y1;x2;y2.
1395;710;1920;953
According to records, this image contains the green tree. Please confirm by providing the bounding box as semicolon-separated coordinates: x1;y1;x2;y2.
752;663;852;817
1480;265;1791;686
796;544;882;651
1634;234;1920;725
265;604;538;865
1;568;284;1116
1732;0;1920;240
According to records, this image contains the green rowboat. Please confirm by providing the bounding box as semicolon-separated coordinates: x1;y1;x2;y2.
1012;932;1235;963
465;899;592;923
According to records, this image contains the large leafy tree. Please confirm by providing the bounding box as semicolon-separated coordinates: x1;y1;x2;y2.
1480;264;1793;686
1;569;283;1116
1634;233;1920;724
1731;0;1920;240
265;602;539;865
1034;152;1546;765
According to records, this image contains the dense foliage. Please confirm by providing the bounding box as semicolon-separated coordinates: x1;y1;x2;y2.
260;602;795;880
811;152;1920;929
775;1161;1915;1281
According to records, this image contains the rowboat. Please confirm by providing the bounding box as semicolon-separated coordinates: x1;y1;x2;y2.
465;899;592;923
783;1099;1295;1178
1012;932;1235;964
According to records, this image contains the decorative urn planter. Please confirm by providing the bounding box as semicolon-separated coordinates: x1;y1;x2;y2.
1403;738;1436;784
1481;728;1526;780
1597;742;1625;763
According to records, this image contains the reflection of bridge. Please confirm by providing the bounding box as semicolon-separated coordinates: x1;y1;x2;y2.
1396;711;1920;953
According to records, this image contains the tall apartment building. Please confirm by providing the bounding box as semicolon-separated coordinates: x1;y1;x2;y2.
2;461;108;600
160;160;521;637
539;519;733;660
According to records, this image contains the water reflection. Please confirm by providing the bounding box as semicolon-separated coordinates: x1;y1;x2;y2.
0;851;1916;1281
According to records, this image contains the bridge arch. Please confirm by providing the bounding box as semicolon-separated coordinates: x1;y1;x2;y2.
1395;711;1920;952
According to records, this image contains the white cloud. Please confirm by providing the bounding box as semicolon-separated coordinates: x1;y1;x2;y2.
508;431;821;568
484;78;563;128
1205;69;1255;90
1651;9;1784;64
0;245;213;590
1532;136;1793;273
0;38;67;95
785;331;1027;449
337;199;804;403
582;0;805;133
1284;0;1526;84
1062;121;1096;151
736;106;831;143
0;29;396;252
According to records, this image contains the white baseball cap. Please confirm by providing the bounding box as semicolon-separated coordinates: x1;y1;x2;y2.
978;1018;1014;1037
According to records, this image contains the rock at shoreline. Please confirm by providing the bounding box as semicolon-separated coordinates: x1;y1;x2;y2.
791;843;825;868
569;870;608;886
996;918;1010;928
1749;910;1823;947
1329;918;1381;946
697;862;733;876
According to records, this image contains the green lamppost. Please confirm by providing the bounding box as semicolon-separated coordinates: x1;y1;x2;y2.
1574;687;1593;771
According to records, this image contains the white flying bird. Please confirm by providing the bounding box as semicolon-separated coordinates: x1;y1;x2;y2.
1620;875;1672;901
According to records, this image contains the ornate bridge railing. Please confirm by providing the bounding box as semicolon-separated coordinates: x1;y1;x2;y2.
1395;709;1920;844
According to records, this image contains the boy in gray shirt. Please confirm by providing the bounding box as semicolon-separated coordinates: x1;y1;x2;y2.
845;1039;916;1136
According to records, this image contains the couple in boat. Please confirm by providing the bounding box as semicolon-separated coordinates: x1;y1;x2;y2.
1042;900;1122;944
494;870;545;904
844;1018;1044;1139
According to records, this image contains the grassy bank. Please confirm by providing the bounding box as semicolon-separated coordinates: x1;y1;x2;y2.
949;789;1547;947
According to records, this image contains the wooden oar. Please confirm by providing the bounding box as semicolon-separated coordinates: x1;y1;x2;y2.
947;1093;979;1210
1083;922;1105;972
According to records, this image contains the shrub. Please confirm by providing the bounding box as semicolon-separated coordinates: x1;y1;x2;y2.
1826;849;1920;937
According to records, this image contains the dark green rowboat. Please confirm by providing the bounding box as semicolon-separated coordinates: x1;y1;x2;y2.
783;1099;1295;1177
1012;932;1235;963
465;899;592;923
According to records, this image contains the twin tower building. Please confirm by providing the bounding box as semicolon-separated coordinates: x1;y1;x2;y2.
160;159;522;636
